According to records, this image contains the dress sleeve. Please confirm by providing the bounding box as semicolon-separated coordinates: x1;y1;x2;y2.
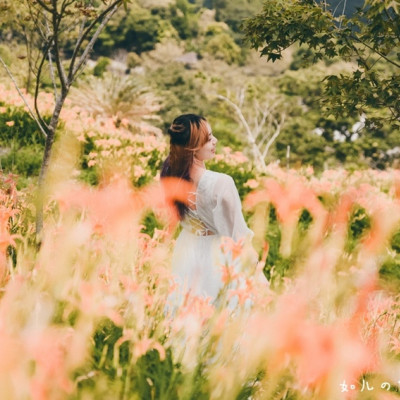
212;174;254;241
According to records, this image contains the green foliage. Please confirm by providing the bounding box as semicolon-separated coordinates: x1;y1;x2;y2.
207;115;244;149
213;0;264;33
0;105;49;178
379;257;400;291
0;44;12;66
289;47;316;71
207;158;256;200
380;228;400;291
273;64;400;170
81;318;183;399
203;32;243;64
95;6;162;55
391;229;400;253
91;319;124;379
130;348;182;399
141;211;163;237
169;0;201;40
126;52;142;69
262;206;293;287
149;63;210;128
93;57;111;77
243;0;400;127
0;105;46;147
78;167;99;186
345;206;371;253
0;145;43;177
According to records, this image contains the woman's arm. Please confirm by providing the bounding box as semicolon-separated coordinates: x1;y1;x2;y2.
212;174;254;242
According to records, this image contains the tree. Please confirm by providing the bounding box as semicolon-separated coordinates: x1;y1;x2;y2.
94;4;161;55
217;86;286;171
213;0;264;33
242;0;400;129
0;0;129;240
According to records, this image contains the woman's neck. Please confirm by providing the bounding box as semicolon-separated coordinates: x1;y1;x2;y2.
192;157;206;170
190;157;206;183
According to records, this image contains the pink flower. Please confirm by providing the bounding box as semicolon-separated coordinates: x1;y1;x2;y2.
220;264;238;284
5;121;14;127
220;237;244;260
134;338;166;360
244;179;259;189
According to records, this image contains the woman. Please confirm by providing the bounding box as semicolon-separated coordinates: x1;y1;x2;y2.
161;114;256;301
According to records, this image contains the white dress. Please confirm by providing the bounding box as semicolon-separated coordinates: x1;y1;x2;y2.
171;170;253;300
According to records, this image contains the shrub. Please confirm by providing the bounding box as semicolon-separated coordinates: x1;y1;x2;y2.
126;52;142;69
0;106;46;147
203;33;242;65
93;57;111;77
0;145;43;176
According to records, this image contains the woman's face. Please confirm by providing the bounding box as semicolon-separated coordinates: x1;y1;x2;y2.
195;123;218;161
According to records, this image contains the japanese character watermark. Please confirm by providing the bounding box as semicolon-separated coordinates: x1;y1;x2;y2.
340;379;400;393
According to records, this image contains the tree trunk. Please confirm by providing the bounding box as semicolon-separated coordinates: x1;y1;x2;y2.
35;94;67;242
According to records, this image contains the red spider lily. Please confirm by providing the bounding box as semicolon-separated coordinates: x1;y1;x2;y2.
0;206;20;284
0;327;23;374
55;176;193;240
27;328;75;399
394;173;400;201
244;177;327;256
220;263;239;284
241;275;379;392
359;195;400;255
133;338;166;361
220;236;244;260
228;287;252;306
0;207;19;251
140;177;194;233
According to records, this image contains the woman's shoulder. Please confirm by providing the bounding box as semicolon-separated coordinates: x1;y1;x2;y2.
205;169;234;184
201;170;236;197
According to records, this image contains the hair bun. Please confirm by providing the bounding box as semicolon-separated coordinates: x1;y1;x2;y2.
166;114;205;146
167;122;190;146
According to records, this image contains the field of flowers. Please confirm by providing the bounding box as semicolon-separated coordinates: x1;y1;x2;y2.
1;84;400;399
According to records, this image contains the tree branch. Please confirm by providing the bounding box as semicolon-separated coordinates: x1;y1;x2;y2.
262;116;285;159
45;19;59;101
217;94;254;142
68;1;122;82
51;0;68;93
352;35;400;69
0;56;47;138
27;1;47;41
72;4;120;78
35;0;54;14
34;45;51;133
217;93;266;170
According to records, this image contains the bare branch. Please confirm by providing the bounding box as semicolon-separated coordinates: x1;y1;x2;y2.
217;93;266;170
51;0;68;93
34;46;51;133
45;19;59;101
0;56;47;138
69;1;122;82
48;50;58;100
35;0;54;14
26;1;47;41
217;94;254;141
237;87;245;108
262;116;285;159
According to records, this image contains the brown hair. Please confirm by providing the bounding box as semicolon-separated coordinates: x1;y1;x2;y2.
161;114;209;218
